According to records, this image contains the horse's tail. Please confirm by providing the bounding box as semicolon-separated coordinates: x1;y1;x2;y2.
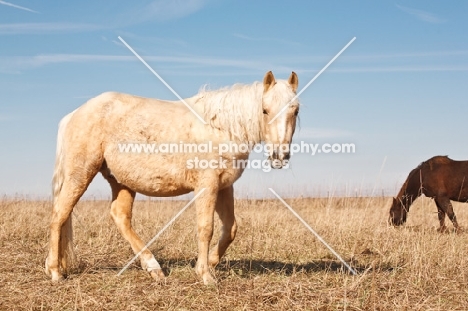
52;109;78;272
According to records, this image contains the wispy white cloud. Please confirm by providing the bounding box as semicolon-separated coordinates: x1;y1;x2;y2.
137;0;208;22
233;33;301;46
0;54;131;71
258;50;468;68
111;39;125;47
0;23;102;35
0;0;38;13
292;49;468;74
116;31;188;48
345;50;468;61
0;53;274;73
396;4;446;24
328;65;468;73
3;52;468;75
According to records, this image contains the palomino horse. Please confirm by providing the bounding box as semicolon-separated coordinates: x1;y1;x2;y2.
45;71;300;284
389;156;467;232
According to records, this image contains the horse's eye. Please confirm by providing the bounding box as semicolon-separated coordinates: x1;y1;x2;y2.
294;109;299;116
263;109;268;115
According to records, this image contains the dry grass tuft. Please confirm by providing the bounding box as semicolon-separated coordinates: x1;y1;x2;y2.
1;196;468;310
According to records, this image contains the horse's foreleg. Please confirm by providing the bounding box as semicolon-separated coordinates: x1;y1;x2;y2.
109;184;164;280
209;185;236;267
435;200;447;233
195;187;218;285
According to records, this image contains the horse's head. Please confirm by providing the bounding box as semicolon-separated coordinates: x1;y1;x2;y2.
261;71;299;168
389;197;408;226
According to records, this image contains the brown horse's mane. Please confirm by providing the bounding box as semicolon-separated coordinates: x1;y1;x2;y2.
396;166;419;199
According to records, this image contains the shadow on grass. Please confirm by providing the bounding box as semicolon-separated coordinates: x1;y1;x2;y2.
71;256;394;279
159;257;393;276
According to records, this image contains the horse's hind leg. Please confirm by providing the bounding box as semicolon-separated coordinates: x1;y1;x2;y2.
46;176;94;281
209;185;237;267
435;197;461;233
443;199;461;232
103;173;164;280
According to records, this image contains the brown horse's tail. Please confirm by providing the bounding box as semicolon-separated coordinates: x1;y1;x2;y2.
52;109;78;272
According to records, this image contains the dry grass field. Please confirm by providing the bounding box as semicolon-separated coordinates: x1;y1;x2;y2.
1;195;468;310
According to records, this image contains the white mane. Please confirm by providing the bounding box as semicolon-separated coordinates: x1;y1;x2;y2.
193;82;265;144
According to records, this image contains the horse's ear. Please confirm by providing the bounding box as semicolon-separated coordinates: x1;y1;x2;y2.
263;71;276;92
288;71;298;93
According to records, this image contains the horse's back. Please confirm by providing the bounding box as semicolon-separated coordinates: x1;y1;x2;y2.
65;92;199;141
423;156;468;173
74;92;189;121
427;155;451;165
420;156;468;199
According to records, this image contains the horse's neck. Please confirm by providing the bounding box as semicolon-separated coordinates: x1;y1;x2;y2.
188;85;263;144
398;169;422;206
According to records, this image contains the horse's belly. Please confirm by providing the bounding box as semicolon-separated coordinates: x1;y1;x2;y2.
103;152;246;196
103;153;193;196
127;176;192;197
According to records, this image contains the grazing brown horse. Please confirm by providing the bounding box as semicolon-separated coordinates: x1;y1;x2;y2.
389;156;468;232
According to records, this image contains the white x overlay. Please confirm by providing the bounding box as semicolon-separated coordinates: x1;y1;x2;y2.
117;36;358;277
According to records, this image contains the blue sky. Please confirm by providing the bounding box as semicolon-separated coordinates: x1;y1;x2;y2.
1;0;467;199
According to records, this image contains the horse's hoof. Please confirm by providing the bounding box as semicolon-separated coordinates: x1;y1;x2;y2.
50;272;65;282
149;269;165;281
455;227;463;234
45;257;64;281
53;276;65;282
437;226;448;233
202;272;217;286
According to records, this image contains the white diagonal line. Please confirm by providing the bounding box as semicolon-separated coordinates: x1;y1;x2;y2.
269;37;356;124
118;36;207;124
0;0;38;13
117;188;206;276
268;188;357;275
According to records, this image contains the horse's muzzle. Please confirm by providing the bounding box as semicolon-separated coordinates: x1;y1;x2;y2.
268;151;290;169
388;216;404;226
